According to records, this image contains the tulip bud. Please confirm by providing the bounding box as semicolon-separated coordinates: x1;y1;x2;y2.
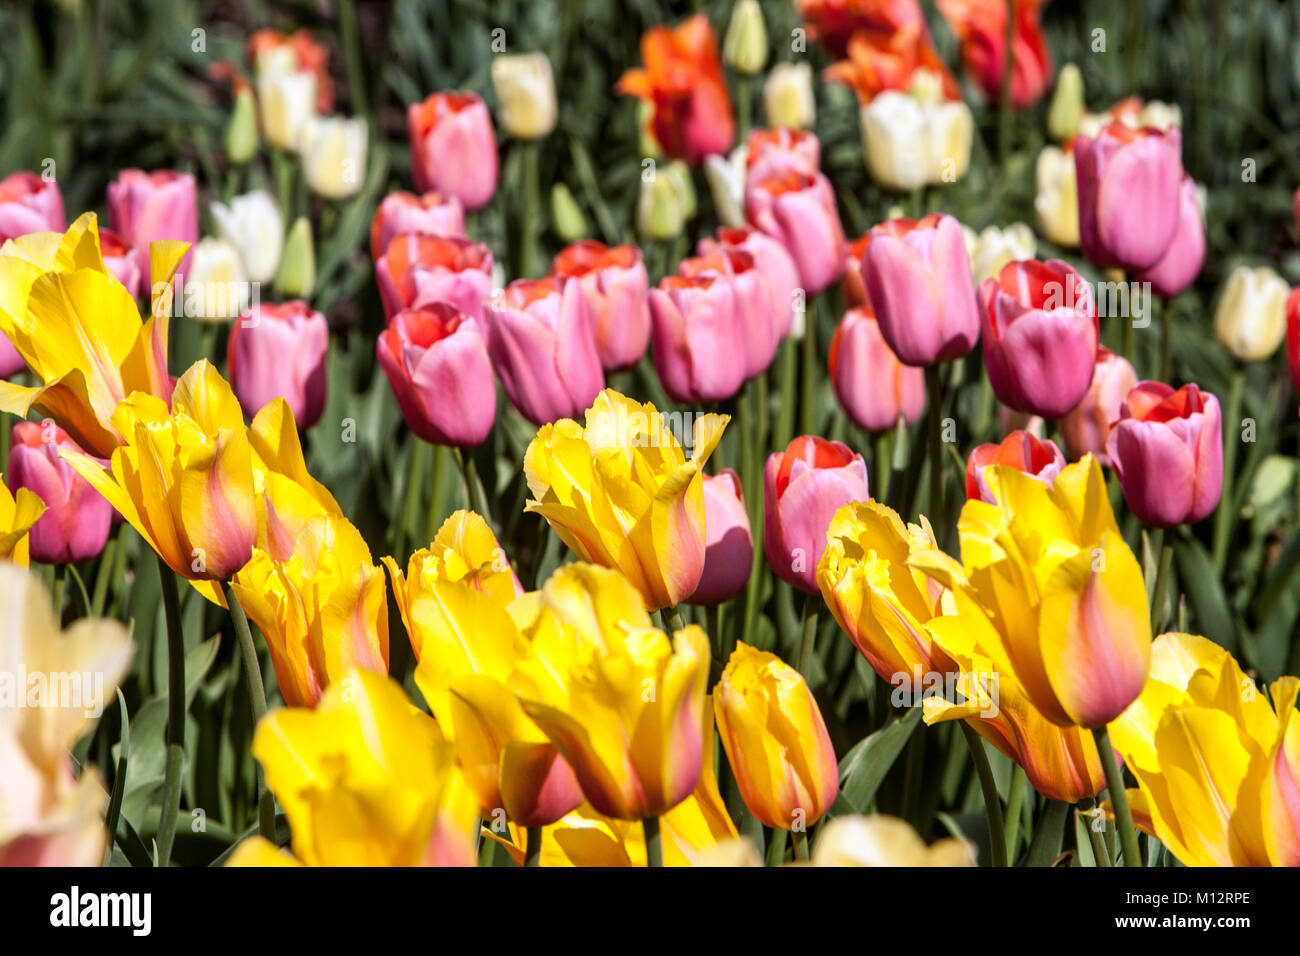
254;42;319;153
228;300;328;430
184;237;248;321
7;421;113;564
300;115;368;200
1059;347;1138;467
764;436;870;594
636;169;686;241
1108;382;1223;529
723;0;768;75
963;222;1036;286
549;183;587;242
491;52;558;140
1034;145;1080;247
689;470;753;606
225;87;260;164
551;241;650;372
275;216;316;299
210;189;284;284
830;306;926;433
763;62;815;130
0;171;66;241
1214;265;1288;363
1046;63;1084;141
408;91;499;211
965;430;1065;504
714;643;838;829
703;147;748;229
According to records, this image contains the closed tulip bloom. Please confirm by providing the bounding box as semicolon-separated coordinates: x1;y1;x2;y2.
377;304;496;448
485;277;604;427
829;306;925;433
1135;177;1205;298
106;169;198;270
370;190;465;261
1075;122;1183;271
689;470;752;606
703;149;748;229
698;226;801;339
210;190;284;284
1111;633;1300;866
938;0;1052;107
407;92;499;211
1214;265;1289;363
1059;347;1138;467
964;222;1036;285
745;170;846;294
1287;289;1300;396
515;563;711;820
678;250;780;380
250;29;330;152
1034;145;1080;247
1108;382;1223;529
97;228;144;299
299;115;367;200
375;233;494;321
765;436;870;594
859;213;981;366
764;62;816;130
811;815;975;867
745;127;822;182
228;300;329;429
648;269;748;404
822;28;961;105
617;14;735;165
714;643;838;830
965;430;1065;504
0;480;45;566
551;241;651;372
0;171;65;241
859;90;973;191
491;52;558;140
7;421;112;564
525;389;726;610
184;237;248;320
979;259;1098;418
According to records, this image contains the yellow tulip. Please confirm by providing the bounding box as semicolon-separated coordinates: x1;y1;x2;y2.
524;388;727;610
0;213;185;456
811;815;975;867
1034;145;1079;248
1110;632;1300;867
226;668;477;867
490;52;558;140
913;454;1151;729
0;481;45;565
514;563;711;820
713;643;838;830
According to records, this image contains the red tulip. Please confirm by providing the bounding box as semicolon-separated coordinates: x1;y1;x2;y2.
7;421;112;564
965;430;1065;504
228;301;329;430
1287;289;1300;398
797;0;927;59
822;21;961;105
688;470;753;606
697;226;801;339
374;233;494;322
937;0;1053;108
746;170;847;295
829;305;925;433
1058;347;1138;467
370;190;466;261
0;171;65;241
407;92;499;211
550;241;650;372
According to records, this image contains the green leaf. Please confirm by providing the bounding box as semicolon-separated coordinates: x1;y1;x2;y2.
832;706;923;814
1173;535;1237;654
1022;799;1070;867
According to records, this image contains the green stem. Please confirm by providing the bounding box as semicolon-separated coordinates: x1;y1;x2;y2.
1004;765;1026;861
51;563;66;624
739;381;764;655
1211;366;1244;575
766;826;788;866
1158;296;1172;382
734;73;752;139
337;0;369;118
662;604;685;634
155;557;185;866
424;444;447;544
1092;724;1141;866
643;815;662;867
455;448;489;522
91;526;118;616
524;825;543;867
227;582;275;844
791;828;809;862
798;591;818;681
775;335;798;450
1150;533;1174;632
519;141;541;279
398;440;429;560
959;721;1007;867
1079;798;1113;867
800;295;817;437
885;412;910;513
924;364;945;527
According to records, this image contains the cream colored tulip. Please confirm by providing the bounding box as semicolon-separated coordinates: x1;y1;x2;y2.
703;145;748;228
763;62;815;130
1034;145;1079;247
812;815;976;867
184;237;248;321
1214;265;1289;362
256;46;317;153
299;115;368;200
491;52;558;140
963;222;1037;285
210;190;283;284
859;91;972;191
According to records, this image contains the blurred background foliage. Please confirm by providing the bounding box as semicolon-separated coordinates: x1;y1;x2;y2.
3;0;1300;865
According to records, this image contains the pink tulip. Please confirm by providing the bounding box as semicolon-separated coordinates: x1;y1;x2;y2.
829;305;926;432
859;213;981;366
648;265;749;403
677;250;779;380
0;336;23;379
1135;176;1205;298
106;169;198;282
1075;122;1183;271
688;469;753;606
697;226;801;338
7;421;112;564
1059;347;1138;467
745;170;846;294
745;127;822;183
377;304;497;447
374;233;494;322
370;190;466;260
227;301;329;430
483;278;604;426
979;258;1098;419
407;92;499;211
1108;381;1223;529
764;436;870;594
550;241;651;372
965;430;1065;504
0;171;65;241
99;228;144;299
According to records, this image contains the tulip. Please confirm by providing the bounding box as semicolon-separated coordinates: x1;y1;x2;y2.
0;480;44;566
723;0;767;74
965;430;1065;504
858;213;981;366
0;171;65;241
688;470;752;606
616;14;735;165
7;421;112;564
275;216;315;298
1059;347;1138;467
1135;176;1205;298
370;191;465;261
106;169;198;270
764;62;816;130
703;147;748;229
377;304;496;448
1034;145;1080;247
916;454;1151;728
745;126;821;182
859;89;973;191
551;241;651;372
515;563;711;820
225;86;259;164
491;52;558;140
636;166;688;241
1107;382;1223;529
648;264;750;404
1213;265;1289;363
227;300;328;429
1079;96;1182;139
407;91;499;211
1287;289;1300;397
249;28;332;151
745;170;846;294
937;0;1053;107
823;28;961;105
964;222;1035;286
765;436;870;594
677;249;780;379
484;277;604;426
98;228;144;299
829;305;925;432
979;258;1098;418
0;564;132;865
0;335;23;379
550;183;587;242
374;233;494;322
1075;122;1183;271
812;815;975;867
1047;63;1084;141
227;669;477;867
299;115;367;200
698;226;800;339
184;237;248;321
714;643;838;830
210;190;284;284
524;389;727;611
256;67;317;153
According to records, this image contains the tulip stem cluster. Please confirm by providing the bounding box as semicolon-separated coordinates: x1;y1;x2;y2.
227;582;276;843
1091;725;1142;867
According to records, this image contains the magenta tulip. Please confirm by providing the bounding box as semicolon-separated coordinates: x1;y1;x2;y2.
374;233;494;322
407;92;499;211
0;171;65;241
689;469;753;606
745;127;822;183
965;430;1066;505
550;241;651;372
648;265;749;403
106;169;198;281
370;190;466;260
829;305;925;433
697;226;801;339
677;250;779;380
7;421;112;564
745;170;846;295
228;301;329;430
1135;176;1205;298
